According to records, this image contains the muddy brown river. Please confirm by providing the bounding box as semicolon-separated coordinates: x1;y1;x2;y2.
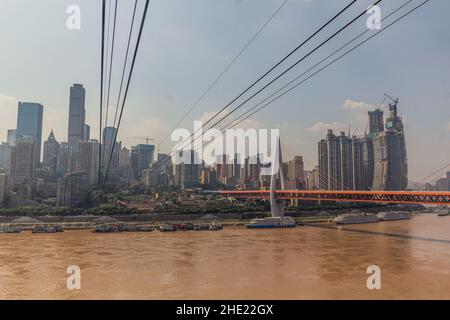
1;214;450;299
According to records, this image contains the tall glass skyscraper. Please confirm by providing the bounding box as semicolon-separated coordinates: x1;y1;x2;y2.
68;84;86;150
16;102;43;166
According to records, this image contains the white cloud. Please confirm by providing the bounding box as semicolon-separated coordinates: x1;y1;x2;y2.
305;99;382;136
342;99;375;111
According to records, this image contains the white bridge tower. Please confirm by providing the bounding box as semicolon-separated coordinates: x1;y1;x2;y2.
269;138;286;218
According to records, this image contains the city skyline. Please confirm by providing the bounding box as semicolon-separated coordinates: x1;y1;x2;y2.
0;0;449;182
1;0;450;304
1;83;446;185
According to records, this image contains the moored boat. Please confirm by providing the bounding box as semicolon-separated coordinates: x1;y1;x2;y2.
136;225;154;232
247;216;296;229
32;225;59;233
437;209;450;217
193;221;223;231
121;224;154;232
377;211;411;221
173;223;194;231
334;212;379;225
158;224;176;232
0;224;22;234
93;224;122;233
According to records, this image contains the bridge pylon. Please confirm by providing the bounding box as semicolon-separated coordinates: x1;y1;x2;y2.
269;137;286;218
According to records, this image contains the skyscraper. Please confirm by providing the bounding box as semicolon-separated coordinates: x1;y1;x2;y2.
318;130;358;190
287;156;304;187
77;140;100;185
174;150;199;189
57;171;88;208
368;108;384;134
7;129;16;146
130;146;139;180
68;84;86;150
338;132;353;190
119;147;130;179
326;129;341;190
318;139;328;189
10;137;35;186
317;100;408;191
0;173;9;205
136;144;155;177
372;100;407;190
352;137;364;190
43;130;60;178
16;102;43;167
83;124;91;141
435;172;450;191
360;135;374;190
0;142;11;170
102;127;120;170
57;142;76;177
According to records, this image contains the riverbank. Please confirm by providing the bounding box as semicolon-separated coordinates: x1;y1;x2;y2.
0;203;428;231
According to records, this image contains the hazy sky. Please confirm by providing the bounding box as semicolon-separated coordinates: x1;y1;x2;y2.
0;0;449;181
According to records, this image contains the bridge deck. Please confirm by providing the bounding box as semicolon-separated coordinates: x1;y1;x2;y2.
218;190;450;205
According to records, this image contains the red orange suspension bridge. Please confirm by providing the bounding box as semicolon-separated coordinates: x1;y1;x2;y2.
218;190;450;206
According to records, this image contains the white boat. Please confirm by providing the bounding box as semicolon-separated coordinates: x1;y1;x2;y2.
247;216;296;229
334;212;379;225
377;211;411;221
436;209;450;217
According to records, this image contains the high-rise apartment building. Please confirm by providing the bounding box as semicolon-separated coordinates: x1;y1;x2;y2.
118;147;130;179
67;84;86;150
326;129;341;190
360;136;374;190
368;108;384;134
57;142;76;177
0;173;9;205
435;172;450;191
43;130;60;177
318;130;355;190
83;124;90;141
16;102;43;167
174;150;199;190
287;156;304;187
10;137;35;186
77;140;100;185
102;127;121;170
338;132;354;190
318;139;328;189
0;143;11;170
318;99;408;191
352;138;364;190
57;171;88;208
7;129;16;146
372;101;407;190
136;144;155;178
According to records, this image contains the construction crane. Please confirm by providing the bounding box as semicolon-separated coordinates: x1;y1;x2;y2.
384;93;399;106
133;136;154;144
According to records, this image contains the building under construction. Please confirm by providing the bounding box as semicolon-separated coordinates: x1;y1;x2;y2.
318;95;408;191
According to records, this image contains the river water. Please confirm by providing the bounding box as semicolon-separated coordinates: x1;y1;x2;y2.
1;214;450;299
